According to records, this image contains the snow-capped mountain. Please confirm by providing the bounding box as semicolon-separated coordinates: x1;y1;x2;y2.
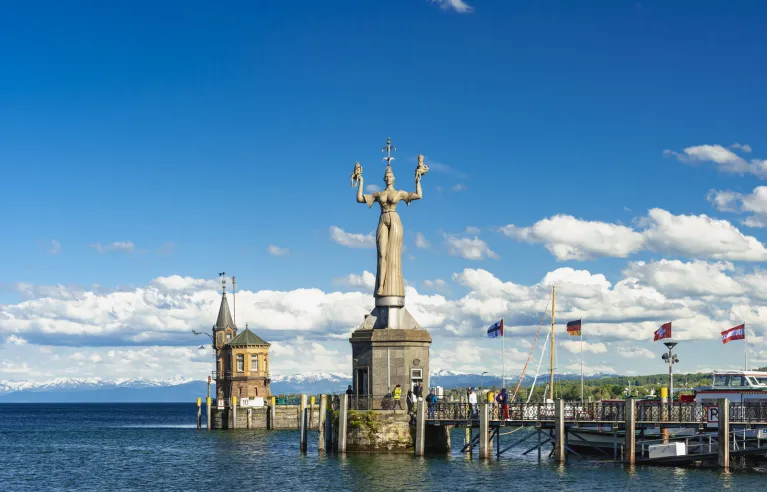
0;370;618;402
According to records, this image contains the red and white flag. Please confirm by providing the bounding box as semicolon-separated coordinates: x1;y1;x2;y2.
722;324;745;344
654;322;672;341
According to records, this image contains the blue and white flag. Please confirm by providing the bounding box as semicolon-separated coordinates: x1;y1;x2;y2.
487;319;504;339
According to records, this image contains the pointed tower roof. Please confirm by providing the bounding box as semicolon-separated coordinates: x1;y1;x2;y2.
214;292;236;331
229;325;270;347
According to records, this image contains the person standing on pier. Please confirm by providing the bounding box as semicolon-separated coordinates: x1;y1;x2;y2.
496;388;509;420
406;388;415;413
415;381;424;401
392;384;403;411
426;389;437;419
468;388;478;420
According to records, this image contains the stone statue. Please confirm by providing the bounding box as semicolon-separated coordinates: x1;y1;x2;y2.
353;139;424;299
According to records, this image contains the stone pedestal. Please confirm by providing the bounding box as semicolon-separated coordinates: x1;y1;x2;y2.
350;301;431;397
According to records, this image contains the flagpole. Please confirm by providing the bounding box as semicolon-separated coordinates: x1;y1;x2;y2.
580;318;584;404
745;323;748;371
502;318;505;390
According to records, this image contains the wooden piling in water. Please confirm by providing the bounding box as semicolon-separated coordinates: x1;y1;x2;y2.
718;398;730;470
624;398;636;465
478;404;489;459
338;394;348;453
197;397;202;431
415;400;426;456
554;399;565;463
318;395;327;452
232;397;237;430
206;397;211;431
299;394;308;453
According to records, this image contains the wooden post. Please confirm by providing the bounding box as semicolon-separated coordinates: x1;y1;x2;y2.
718;398;730;470
464;427;471;455
232;396;237;430
247;408;252;429
269;397;276;430
479;403;490;459
338;394;348;453
415;400;426;456
624;398;636;465
318;395;327;452
206;397;211;431
197;397;202;431
310;395;315;429
326;404;335;452
554;399;566;463
299;394;308;453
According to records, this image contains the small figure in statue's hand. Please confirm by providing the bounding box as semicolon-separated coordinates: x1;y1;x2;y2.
415;154;429;183
350;161;363;187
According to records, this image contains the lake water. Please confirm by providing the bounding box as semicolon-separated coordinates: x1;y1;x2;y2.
0;403;763;491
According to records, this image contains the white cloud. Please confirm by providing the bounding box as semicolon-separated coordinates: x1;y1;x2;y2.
664;144;767;177
90;241;135;254
329;226;375;249
452;183;467;191
731;143;752;153
415;232;431;249
365;184;381;193
708;186;767;228
430;0;473;13
444;234;499;260
333;271;376;291
4;259;767;379
268;244;289;256
50;240;61;255
615;346;655;359
465;226;481;235
6;335;28;345
420;156;468;179
501;208;767;262
561;340;608;354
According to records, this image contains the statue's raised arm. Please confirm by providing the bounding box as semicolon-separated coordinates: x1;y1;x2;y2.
352;161;377;206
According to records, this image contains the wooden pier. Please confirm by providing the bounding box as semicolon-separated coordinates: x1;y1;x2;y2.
416;397;767;468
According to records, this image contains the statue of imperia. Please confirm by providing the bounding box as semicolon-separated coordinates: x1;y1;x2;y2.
351;139;428;299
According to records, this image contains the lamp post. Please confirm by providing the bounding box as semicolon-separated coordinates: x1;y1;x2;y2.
479;371;489;393
662;342;679;414
193;330;215;399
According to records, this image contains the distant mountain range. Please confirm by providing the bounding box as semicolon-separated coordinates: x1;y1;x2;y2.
0;370;618;403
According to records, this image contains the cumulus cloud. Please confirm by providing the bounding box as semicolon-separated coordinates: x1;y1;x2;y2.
664;144;767;177
561;340;608;354
3;260;766;379
444;234;499;260
329;226;375;249
501;208;767;261
268;245;289;256
50;240;61;255
430;0;473;13
415;232;431;249
90;241;135;254
333;271;376;291
708;186;767;228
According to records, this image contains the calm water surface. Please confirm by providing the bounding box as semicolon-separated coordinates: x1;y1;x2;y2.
0;403;762;491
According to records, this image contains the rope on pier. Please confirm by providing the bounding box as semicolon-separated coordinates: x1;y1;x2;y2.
511;290;552;403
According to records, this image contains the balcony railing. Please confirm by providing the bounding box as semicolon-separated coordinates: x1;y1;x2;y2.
211;370;271;380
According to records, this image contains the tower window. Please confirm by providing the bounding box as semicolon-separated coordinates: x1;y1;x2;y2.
251;354;259;372
226;332;232;342
236;354;244;372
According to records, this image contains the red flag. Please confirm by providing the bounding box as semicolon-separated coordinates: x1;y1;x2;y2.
654;322;671;341
721;324;745;344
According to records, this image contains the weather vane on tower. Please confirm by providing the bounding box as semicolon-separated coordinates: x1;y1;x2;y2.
219;272;226;294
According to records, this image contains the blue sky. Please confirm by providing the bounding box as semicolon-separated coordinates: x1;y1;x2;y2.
2;0;767;382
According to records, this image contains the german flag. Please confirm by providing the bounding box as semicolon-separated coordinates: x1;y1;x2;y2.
566;319;582;336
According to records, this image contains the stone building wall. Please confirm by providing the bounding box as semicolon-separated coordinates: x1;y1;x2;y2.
210;405;321;430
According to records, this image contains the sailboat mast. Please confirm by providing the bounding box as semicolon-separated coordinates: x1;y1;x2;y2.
549;285;556;401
